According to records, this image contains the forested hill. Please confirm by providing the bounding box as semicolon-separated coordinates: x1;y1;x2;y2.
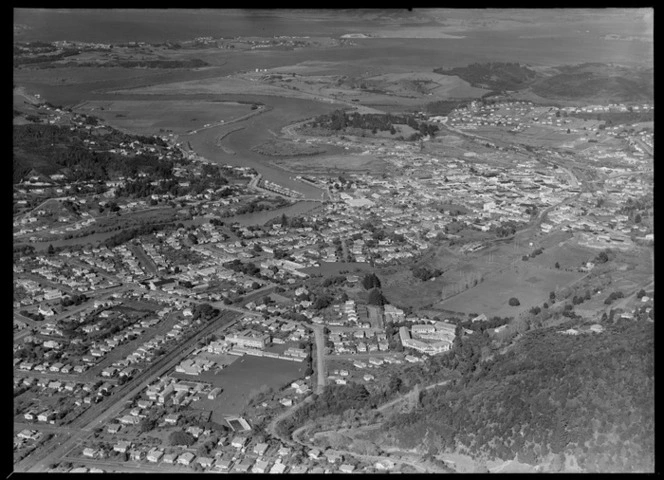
382;319;654;472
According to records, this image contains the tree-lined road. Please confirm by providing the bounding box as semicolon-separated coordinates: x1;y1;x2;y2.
311;325;327;394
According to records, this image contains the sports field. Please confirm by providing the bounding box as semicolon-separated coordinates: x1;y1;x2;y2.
181;354;305;422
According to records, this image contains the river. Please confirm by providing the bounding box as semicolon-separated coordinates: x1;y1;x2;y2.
184;94;337;199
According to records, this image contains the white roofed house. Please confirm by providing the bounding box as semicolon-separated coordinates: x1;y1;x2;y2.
270;462;287;474
82;447;101;458
113;440;132;454
162;453;177;464
253;442;269;456
196;456;214;469
146;448;164;463
231;435;248;448
252;459;270;473
177;451;195;466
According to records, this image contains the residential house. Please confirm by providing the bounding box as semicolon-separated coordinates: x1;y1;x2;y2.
231;436;248;448
186;426;204;438
214;458;233;471
82;447;99;458
277;446;291;457
146;448;164;463
233;459;253;472
308;448;322;460
252;460;270;473
130;449;144;461
326;451;343;464
107;423;122;434
113;440;132;453
269;462;287;474
253;443;269;456
162;453;177;464
196;457;214;469
176;452;195;466
163;414;180;426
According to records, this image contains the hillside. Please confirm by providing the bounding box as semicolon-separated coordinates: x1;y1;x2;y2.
433;62;653;103
434;62;539;91
531;63;654;103
13;122;173;184
381;319;654;472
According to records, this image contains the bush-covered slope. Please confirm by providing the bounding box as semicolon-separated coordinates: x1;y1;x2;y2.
432;62;653;103
383;320;654;472
13;123;171;184
434;62;539;91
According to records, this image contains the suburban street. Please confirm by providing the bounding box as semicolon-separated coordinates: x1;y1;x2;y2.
16;310;240;473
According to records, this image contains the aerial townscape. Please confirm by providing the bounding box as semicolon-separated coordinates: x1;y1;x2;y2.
13;8;653;474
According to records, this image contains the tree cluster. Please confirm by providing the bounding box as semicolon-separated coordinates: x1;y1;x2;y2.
604;291;625;305
60;294;88;307
411;265;443;281
311;110;439;139
361;273;381;290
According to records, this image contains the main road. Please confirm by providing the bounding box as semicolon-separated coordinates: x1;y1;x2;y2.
15;309;241;473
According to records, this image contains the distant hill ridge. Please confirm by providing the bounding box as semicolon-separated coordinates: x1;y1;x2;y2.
434;62;653;103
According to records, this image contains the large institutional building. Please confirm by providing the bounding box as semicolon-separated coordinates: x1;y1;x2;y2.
226;329;270;349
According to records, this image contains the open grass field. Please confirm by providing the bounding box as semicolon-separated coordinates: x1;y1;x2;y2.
435;263;583;317
527;238;595;270
13;66;162;86
302;262;373;277
77;99;252;135
251;138;328;157
363;71;488;98
180;354;305;422
112;75;318;100
272;153;389;175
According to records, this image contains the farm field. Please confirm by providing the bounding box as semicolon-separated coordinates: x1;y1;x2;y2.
435;263;583;318
178;354;305;422
76;99;253;135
